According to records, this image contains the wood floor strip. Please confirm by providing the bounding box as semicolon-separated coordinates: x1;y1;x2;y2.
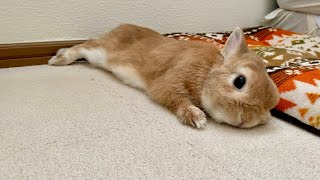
0;40;85;68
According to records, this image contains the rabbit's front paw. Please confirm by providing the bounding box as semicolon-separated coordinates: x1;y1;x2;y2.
177;105;207;128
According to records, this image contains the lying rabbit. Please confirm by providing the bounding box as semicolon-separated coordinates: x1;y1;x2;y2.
49;24;279;128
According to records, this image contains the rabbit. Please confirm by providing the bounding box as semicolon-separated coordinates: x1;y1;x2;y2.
48;24;280;129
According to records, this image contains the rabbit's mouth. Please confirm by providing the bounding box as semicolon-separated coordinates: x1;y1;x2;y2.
236;119;260;128
237;110;272;128
237;121;245;127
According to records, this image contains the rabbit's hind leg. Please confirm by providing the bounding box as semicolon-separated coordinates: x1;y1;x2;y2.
49;39;108;69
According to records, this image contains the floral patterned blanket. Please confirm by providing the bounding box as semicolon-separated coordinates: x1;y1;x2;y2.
164;27;320;135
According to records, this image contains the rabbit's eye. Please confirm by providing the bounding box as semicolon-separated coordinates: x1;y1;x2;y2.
233;75;246;89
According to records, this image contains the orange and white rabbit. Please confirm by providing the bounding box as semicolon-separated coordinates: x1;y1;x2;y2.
49;24;279;128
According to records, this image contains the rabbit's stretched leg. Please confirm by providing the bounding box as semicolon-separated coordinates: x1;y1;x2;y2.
49;23;164;68
48;39;108;69
49;38;147;90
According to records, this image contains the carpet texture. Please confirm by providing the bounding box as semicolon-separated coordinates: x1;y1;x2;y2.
1;64;320;179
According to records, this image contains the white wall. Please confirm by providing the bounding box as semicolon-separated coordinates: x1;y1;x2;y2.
0;0;277;44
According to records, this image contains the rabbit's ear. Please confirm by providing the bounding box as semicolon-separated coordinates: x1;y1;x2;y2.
222;27;249;59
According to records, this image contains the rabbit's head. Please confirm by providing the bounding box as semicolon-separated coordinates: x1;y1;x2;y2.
201;27;279;128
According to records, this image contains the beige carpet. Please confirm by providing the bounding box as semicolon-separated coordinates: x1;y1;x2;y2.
1;63;320;179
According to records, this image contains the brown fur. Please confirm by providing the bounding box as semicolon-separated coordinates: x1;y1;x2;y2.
49;24;280;128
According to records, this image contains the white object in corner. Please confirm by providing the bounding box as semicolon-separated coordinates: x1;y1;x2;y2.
276;0;320;15
263;8;320;36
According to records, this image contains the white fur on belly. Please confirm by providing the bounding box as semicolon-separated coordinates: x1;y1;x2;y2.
80;48;108;69
79;48;145;90
111;66;146;90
